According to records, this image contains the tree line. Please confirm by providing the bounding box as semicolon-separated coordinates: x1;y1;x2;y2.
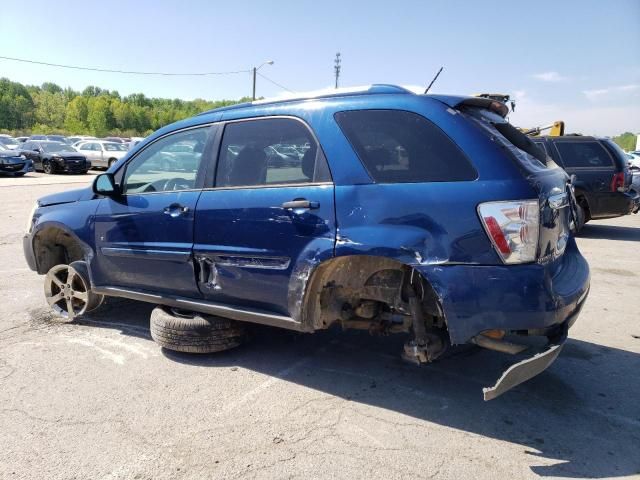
0;77;251;137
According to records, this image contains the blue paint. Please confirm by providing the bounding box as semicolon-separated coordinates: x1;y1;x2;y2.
23;86;590;344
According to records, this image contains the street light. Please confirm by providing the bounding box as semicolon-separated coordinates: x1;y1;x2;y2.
252;60;274;100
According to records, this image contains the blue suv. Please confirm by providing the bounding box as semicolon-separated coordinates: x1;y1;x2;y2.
23;85;590;400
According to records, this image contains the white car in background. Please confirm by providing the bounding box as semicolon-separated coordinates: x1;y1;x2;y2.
74;140;128;169
626;151;640;168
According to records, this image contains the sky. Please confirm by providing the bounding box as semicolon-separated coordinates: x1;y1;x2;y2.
1;0;639;136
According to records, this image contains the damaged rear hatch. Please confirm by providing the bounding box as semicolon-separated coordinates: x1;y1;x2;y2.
441;96;584;400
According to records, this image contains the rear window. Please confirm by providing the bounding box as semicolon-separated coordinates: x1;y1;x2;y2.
335;110;477;183
554;142;614;168
462;106;550;169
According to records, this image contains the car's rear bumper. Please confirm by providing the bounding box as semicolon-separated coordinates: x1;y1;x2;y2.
591;191;639;218
416;237;590;345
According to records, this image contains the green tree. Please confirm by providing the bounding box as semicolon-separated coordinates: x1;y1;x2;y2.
612;132;637;152
33;90;66;130
64;97;89;133
87;96;114;136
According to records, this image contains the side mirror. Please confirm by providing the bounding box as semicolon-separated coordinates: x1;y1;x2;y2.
93;173;118;196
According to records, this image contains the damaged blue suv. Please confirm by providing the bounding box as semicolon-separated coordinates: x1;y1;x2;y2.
23;85;590;400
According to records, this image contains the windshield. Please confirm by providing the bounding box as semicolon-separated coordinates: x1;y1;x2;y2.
103;142;127;151
0;137;18;146
41;142;75;153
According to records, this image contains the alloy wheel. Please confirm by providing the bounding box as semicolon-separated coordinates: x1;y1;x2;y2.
44;264;90;320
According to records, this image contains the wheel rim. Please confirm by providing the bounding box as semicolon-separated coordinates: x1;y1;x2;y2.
44;264;90;320
43;162;51;173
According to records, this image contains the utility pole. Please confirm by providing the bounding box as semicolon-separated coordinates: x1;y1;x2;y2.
252;67;257;100
334;53;341;89
251;61;274;101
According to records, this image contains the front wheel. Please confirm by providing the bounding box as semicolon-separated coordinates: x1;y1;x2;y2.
44;261;103;321
42;161;54;174
108;158;116;168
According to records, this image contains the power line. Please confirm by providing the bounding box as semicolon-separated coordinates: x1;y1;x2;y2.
0;54;251;76
256;72;294;92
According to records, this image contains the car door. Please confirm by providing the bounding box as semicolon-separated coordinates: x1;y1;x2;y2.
194;117;336;318
551;139;616;215
91;125;216;297
78;142;100;166
24;142;43;170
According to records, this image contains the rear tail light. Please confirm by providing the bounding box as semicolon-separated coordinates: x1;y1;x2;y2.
610;172;625;192
478;200;539;264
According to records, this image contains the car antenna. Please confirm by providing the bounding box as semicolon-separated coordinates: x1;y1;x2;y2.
424;67;443;94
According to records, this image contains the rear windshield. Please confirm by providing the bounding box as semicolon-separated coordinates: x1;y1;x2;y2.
462;106;551;170
602;139;631;169
335;109;477;183
554;141;614;168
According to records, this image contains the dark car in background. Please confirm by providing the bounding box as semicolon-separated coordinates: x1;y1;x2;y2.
21;140;90;174
532;136;639;230
0;144;33;176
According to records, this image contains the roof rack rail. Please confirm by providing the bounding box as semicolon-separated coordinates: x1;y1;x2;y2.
197;84;413;116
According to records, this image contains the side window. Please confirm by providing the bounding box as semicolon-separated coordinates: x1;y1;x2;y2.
554;141;614;168
23;142;32;150
215;117;331;188
79;143;93;151
123;126;211;194
335;110;477;183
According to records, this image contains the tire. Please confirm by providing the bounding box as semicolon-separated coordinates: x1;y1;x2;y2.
150;306;246;353
574;202;587;234
42;160;54;174
108;158;116;168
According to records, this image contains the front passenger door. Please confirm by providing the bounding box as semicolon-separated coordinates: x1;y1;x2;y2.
92;125;215;297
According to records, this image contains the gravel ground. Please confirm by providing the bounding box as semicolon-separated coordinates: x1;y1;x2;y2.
1;172;639;480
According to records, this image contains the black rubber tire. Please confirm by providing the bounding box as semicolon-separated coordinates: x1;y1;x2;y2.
150;306;246;353
108;158;116;168
574;203;586;234
43;160;54;174
68;261;104;313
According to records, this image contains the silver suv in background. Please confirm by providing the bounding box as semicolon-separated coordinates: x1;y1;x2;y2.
74;140;128;168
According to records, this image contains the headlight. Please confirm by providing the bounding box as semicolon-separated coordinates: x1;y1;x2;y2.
26;203;38;233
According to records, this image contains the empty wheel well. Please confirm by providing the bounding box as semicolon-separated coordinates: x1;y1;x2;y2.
301;255;445;332
33;227;86;274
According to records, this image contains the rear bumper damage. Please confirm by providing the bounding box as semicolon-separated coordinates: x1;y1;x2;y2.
480;300;583;400
414;237;589;400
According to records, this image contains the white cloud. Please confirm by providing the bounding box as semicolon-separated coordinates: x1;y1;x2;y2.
583;84;640;101
532;71;567;82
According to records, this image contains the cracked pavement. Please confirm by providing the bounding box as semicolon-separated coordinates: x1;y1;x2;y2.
1;173;639;479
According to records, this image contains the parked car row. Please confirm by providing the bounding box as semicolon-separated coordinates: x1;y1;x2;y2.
0;134;148;176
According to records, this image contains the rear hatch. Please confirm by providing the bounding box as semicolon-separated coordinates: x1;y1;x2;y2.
452;99;573;264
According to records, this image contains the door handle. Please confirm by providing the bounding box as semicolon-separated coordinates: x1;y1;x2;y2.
282;199;319;210
163;203;189;218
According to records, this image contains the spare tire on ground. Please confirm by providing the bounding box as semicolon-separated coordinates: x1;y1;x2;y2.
150;306;246;353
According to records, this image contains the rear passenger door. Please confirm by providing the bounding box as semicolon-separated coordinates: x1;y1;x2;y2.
193;117;335;318
551;139;616;215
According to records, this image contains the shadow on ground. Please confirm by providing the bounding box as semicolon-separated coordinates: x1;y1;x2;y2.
579;223;639;241
56;299;640;478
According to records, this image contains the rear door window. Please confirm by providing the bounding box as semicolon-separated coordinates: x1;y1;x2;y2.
554;141;614;168
335;109;476;183
215;117;331;188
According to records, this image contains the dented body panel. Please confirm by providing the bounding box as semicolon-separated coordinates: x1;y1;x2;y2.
24;85;591;399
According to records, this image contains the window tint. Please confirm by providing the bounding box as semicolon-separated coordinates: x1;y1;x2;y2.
216;118;330;188
123;126;210;194
335;110;476;183
555;141;614;168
